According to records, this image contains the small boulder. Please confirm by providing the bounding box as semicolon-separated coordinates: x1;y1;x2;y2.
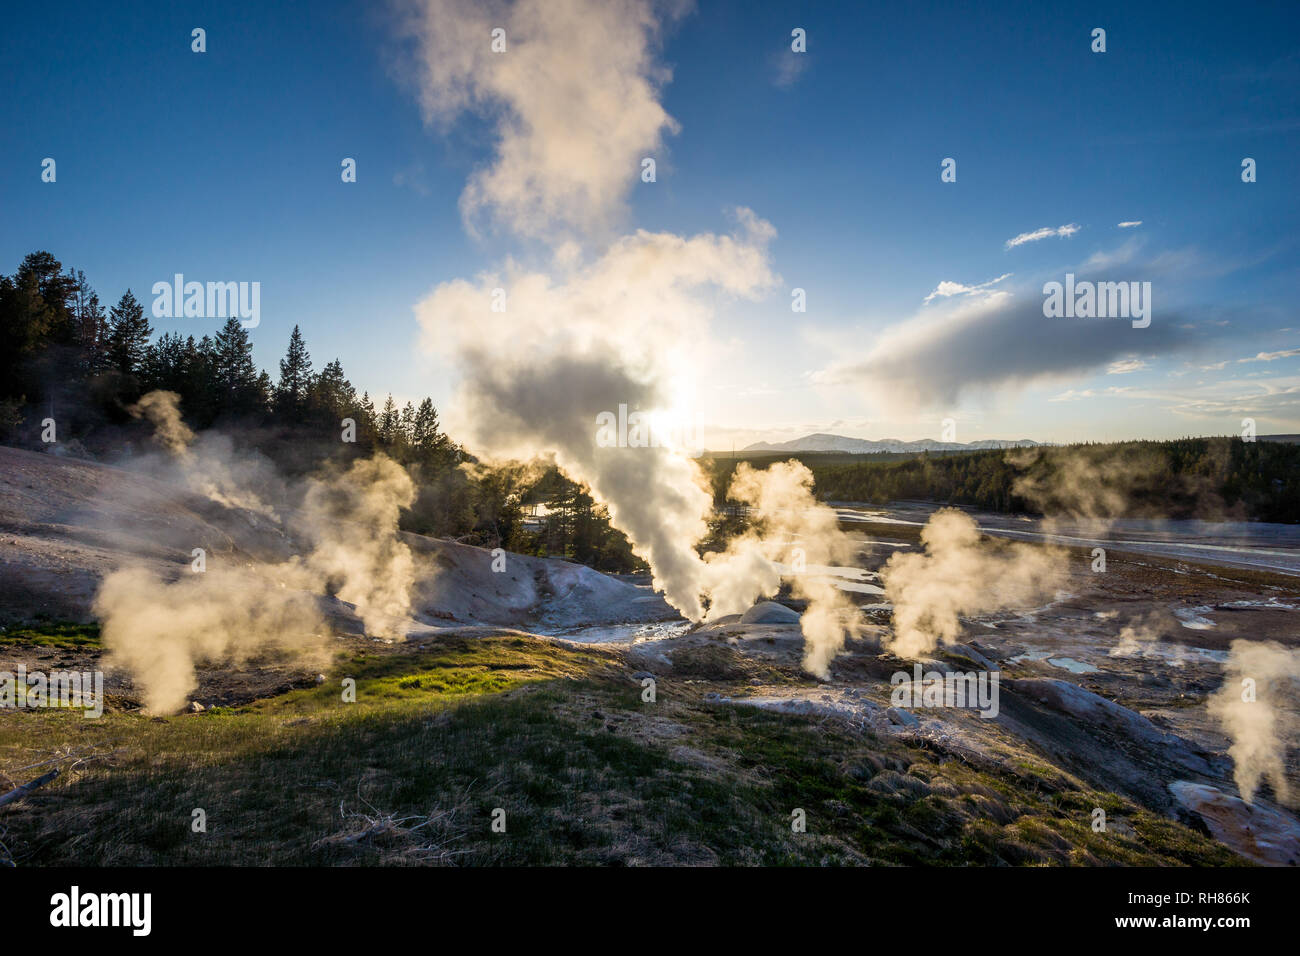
944;643;997;671
739;601;801;625
886;706;919;728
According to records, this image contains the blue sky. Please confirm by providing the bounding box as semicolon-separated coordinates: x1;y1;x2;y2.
3;0;1297;445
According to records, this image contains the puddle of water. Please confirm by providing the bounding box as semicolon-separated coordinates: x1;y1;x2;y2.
837;581;887;595
1175;607;1216;630
768;560;885;596
1109;642;1229;665
1047;657;1099;674
1219;598;1296;610
1009;649;1099;673
546;621;691;645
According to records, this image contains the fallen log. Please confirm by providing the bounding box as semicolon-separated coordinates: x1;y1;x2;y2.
0;768;60;809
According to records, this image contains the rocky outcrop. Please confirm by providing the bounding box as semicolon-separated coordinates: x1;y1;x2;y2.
1006;677;1210;775
1170;781;1300;866
739;601;801;625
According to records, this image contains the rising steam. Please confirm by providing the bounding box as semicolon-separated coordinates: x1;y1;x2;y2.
94;565;327;715
704;461;863;677
394;0;685;241
402;0;863;675
1009;443;1238;528
129;390;279;516
99;391;417;713
294;455;417;640
881;509;1066;659
1208;640;1300;806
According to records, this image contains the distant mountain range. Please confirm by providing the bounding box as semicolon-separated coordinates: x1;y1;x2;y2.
740;433;1045;454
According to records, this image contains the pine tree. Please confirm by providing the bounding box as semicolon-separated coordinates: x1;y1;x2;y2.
211;317;261;417
275;325;313;420
412;398;437;447
140;331;188;392
16;251;77;343
307;358;355;423
71;270;108;376
183;335;219;426
378;394;399;446
399;401;416;446
105;290;152;375
411;397;453;465
356;391;378;448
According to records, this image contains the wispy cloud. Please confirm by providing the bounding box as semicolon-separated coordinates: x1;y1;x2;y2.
923;272;1012;303
1198;347;1300;371
772;51;808;88
1005;223;1080;249
1107;358;1148;375
1118;220;1143;228
1241;347;1300;363
392;162;431;196
1049;386;1134;402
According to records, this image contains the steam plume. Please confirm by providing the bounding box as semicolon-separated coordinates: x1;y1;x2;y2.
401;0;862;675
417;218;777;622
94;566;326;715
703;461;862;677
99;393;418;712
1108;610;1188;665
1208;640;1300;805
128;390;280;517
294;455;417;640
395;0;685;241
881;508;1066;658
1008;444;1237;528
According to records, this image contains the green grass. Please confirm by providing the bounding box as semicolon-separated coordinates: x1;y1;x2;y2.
0;634;1244;866
0;621;102;650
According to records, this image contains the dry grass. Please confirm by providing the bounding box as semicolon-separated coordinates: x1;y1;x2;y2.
0;633;1244;866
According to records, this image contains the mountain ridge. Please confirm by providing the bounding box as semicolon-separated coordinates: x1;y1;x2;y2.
740;432;1045;454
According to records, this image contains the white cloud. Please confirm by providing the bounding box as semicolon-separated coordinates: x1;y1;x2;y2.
1241;347;1300;363
923;272;1012;303
1117;220;1143;228
1049;386;1134;402
1107;358;1148;375
1005;223;1080;249
772;51;808;88
815;250;1225;410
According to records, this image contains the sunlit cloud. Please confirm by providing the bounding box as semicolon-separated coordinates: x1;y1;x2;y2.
1107;358;1148;374
1241;347;1300;362
1005;223;1080;249
923;272;1012;303
815;251;1221;410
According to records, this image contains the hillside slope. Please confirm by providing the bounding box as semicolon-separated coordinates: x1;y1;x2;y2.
0;445;675;630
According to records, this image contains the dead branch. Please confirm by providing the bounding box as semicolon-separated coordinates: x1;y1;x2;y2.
0;768;60;809
0;745;124;810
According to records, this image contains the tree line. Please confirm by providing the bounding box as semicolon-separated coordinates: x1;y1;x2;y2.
800;439;1300;523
